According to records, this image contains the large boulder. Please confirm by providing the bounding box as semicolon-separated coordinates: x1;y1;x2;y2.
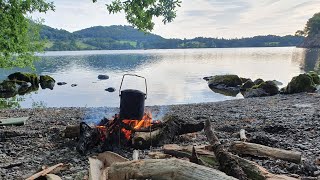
282;74;316;94
243;88;269;98
240;80;255;91
39;75;55;90
253;78;264;85
243;81;279;98
307;71;320;84
254;81;279;95
209;85;240;97
0;81;18;98
208;75;242;87
8;72;39;85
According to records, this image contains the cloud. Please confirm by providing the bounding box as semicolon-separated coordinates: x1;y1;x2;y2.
33;0;320;38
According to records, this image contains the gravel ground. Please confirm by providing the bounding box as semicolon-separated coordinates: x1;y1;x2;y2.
0;93;320;179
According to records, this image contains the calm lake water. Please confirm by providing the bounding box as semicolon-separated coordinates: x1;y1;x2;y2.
0;47;319;109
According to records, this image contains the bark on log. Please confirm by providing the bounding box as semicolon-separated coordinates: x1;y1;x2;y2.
106;158;236;180
63;125;80;138
204;119;248;180
230;141;302;164
132;115;204;149
26;163;64;180
240;129;247;142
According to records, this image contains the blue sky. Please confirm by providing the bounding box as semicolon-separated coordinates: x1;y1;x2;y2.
33;0;320;38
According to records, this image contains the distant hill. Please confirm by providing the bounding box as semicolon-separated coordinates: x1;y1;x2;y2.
39;25;305;51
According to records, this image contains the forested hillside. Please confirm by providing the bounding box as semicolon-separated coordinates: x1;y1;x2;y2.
40;25;304;51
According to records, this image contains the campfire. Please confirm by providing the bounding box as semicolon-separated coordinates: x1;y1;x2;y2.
75;74;165;154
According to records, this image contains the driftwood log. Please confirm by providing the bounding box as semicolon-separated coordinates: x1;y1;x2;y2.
204;119;248;179
230;141;302;164
106;159;236;180
204;120;298;180
63;125;80;138
163;144;219;167
89;151;235;180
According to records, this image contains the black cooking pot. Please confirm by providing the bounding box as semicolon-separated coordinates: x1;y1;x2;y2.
119;74;147;120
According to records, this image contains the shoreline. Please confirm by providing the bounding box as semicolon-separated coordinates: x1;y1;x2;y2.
1;93;320;178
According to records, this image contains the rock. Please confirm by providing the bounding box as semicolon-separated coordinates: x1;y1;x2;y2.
282;74;316;94
240;77;251;83
71;84;77;87
105;87;116;92
209;85;240;97
272;80;283;86
254;81;279;95
308;71;320;84
98;75;109;80
8;72;39;85
39;75;55;90
253;78;264;85
316;157;320;165
0;81;18;93
240;80;255;91
203;76;213;81
57;82;67;86
243;88;268;98
208;74;242;87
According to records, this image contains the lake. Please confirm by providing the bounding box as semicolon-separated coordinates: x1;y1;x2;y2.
0;47;319;109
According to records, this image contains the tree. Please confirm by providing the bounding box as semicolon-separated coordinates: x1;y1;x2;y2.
93;0;181;32
0;0;54;69
296;12;320;37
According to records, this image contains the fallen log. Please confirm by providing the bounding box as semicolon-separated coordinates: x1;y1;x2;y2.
204;119;248;179
63;125;80;138
204;120;298;180
132;115;204;148
163;144;218;167
230;141;302;164
106;158;236;180
26;163;64;180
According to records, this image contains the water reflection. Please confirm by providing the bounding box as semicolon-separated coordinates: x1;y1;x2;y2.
300;49;320;72
0;47;319;108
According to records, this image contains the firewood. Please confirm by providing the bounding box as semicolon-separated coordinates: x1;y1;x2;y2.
204;119;248;179
240;129;247;142
163;144;218;167
46;174;62;180
63;125;80;138
132;115;204;149
88;157;104;180
96;151;129;167
148;151;172;159
204;120;298;180
106;158;236;180
230;141;302;164
26;163;64;180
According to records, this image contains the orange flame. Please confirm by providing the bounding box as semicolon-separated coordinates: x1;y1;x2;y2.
121;112;153;140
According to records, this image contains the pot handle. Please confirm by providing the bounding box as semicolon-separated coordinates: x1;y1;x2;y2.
119;74;148;99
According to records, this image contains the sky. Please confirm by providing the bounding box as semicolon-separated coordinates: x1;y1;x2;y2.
32;0;320;39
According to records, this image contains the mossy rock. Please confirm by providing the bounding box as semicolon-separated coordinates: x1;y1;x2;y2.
307;71;320;84
0;80;18;93
243;88;269;98
253;81;279;96
253;78;264;85
283;74;316;94
39;75;55;90
240;77;251;83
18;85;39;96
240;80;255;91
0;81;18;98
8;72;39;85
209;86;240;97
208;75;242;87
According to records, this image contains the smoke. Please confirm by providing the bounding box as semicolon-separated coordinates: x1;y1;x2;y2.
83;107;119;125
152;106;170;121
